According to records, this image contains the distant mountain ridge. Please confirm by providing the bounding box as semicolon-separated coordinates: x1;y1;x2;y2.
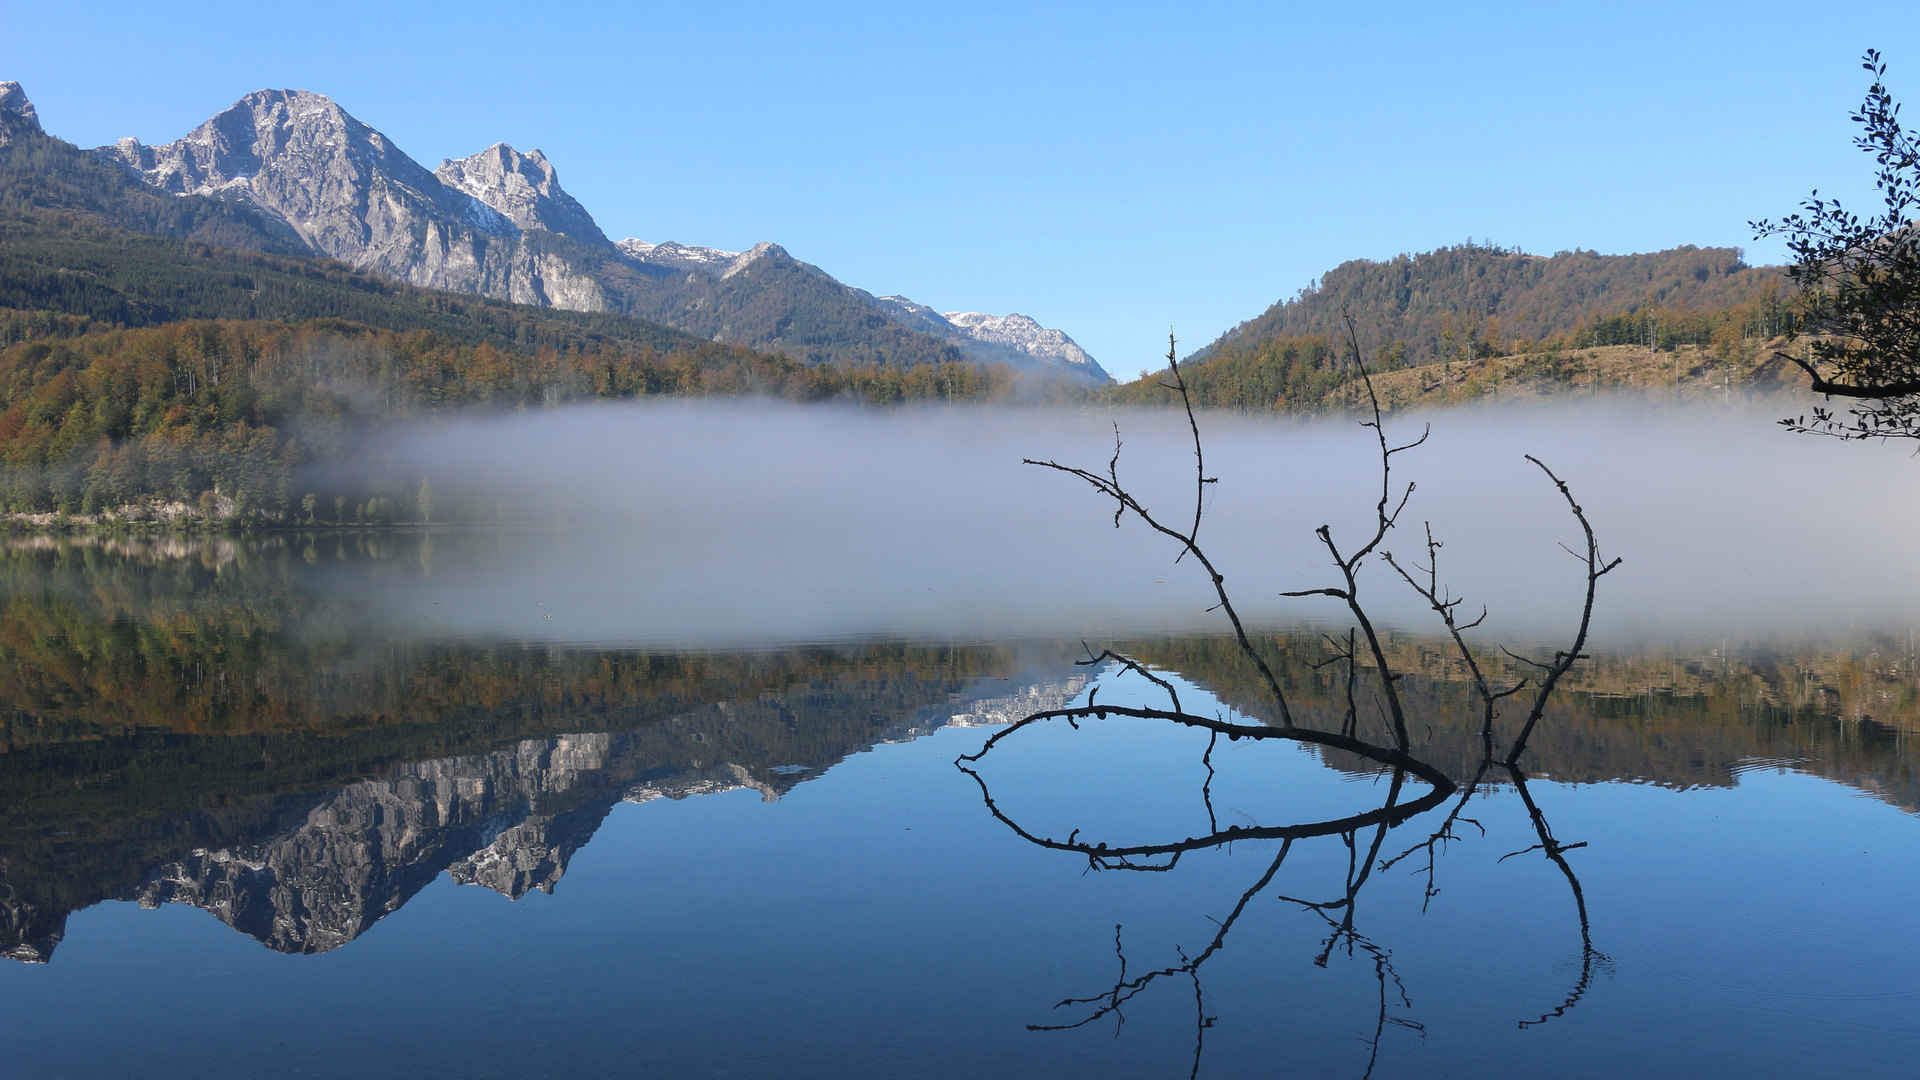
869;294;1108;382
2;81;1103;379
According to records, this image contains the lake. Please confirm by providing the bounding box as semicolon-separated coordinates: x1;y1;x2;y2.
3;400;1919;1078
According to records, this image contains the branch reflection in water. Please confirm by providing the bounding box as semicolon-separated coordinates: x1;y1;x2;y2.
961;330;1619;1077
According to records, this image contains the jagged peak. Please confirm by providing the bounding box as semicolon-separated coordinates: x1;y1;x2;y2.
0;81;39;128
206;88;361;137
0;81;42;146
92;86;428;200
436;141;606;245
440;141;554;180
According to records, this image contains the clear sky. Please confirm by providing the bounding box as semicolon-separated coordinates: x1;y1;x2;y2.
5;0;1918;375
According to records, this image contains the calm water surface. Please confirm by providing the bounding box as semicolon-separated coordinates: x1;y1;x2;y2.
5;403;1920;1078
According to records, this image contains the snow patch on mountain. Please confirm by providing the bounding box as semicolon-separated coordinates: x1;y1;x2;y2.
617;238;739;270
868;295;1111;384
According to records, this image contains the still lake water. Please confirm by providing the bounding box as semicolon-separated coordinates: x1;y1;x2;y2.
4;402;1920;1078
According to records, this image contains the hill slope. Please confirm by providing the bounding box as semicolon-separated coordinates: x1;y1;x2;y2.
1196;242;1790;366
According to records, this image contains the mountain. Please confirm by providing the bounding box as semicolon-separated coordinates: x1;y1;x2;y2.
95;89;627;312
72;86;1014;370
869;294;1111;384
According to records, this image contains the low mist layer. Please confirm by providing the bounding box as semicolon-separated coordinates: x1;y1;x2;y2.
286;397;1920;648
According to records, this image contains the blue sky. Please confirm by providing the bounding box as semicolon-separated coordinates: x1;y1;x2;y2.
5;0;1918;375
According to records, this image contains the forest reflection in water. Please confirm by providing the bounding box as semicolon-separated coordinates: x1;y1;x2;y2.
2;534;1920;1077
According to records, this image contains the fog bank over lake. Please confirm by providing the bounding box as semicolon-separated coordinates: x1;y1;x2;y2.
321;398;1920;648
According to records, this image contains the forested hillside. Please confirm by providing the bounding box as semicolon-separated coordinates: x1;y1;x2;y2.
1120;241;1797;412
1197;242;1789;364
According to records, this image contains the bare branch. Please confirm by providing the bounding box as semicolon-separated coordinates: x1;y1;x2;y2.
1505;456;1621;765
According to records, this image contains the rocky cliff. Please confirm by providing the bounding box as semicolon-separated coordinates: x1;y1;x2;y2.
0;81;39;146
436;142;609;246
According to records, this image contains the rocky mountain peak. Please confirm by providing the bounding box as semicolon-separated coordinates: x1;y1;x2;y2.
724;240;792;279
435;142;608;246
0;81;41;146
90;89;612;312
98;88;444;204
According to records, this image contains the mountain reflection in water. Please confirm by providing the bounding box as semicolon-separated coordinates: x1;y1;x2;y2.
0;620;1088;962
3;535;1920;1078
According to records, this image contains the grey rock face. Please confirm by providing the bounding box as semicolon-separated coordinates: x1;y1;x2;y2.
436;143;608;246
870;295;1112;384
93;89;614;312
0;81;41;146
